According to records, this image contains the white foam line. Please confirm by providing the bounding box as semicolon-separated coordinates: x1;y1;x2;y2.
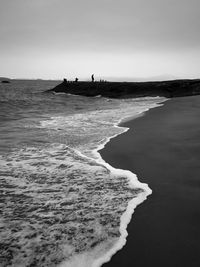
53;92;78;96
90;100;168;267
59;97;168;267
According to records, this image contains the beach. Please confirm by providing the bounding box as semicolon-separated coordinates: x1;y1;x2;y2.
1;79;200;266
0;80;165;266
101;95;200;267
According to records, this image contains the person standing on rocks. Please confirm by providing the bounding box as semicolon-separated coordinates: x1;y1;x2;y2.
91;74;94;82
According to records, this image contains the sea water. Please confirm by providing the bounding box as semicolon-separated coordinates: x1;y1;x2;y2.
0;80;166;266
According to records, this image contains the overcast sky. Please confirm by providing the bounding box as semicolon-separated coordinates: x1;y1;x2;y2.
0;0;200;80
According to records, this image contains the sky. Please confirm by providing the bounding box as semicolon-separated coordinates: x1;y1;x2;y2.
0;0;200;80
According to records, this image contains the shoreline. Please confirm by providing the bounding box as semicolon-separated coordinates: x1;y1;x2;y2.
101;95;200;267
59;97;166;267
90;99;167;266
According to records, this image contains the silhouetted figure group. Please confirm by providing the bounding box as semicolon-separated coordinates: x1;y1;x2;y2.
63;74;97;83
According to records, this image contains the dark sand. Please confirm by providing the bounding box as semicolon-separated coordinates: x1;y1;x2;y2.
101;95;200;267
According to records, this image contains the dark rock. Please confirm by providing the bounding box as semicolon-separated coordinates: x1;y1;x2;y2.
46;79;200;98
1;80;10;83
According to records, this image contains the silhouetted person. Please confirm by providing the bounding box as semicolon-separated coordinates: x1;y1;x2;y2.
75;77;78;82
91;74;94;82
63;78;67;83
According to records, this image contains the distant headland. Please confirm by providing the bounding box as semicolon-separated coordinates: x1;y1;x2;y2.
46;78;200;98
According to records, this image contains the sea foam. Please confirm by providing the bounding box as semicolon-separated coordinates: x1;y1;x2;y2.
0;96;167;267
56;97;167;267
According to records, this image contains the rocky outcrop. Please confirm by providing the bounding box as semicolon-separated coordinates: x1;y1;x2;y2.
0;77;11;83
46;79;200;98
1;80;10;83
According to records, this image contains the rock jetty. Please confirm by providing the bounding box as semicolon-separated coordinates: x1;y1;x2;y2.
46;79;200;98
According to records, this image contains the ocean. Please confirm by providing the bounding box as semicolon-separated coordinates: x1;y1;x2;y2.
0;80;166;267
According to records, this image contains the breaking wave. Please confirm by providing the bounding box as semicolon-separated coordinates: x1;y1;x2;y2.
0;94;167;267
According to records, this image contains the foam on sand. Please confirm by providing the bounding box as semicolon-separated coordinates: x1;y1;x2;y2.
59;167;151;267
58;98;167;267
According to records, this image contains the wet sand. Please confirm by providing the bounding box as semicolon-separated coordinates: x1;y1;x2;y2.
101;95;200;267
